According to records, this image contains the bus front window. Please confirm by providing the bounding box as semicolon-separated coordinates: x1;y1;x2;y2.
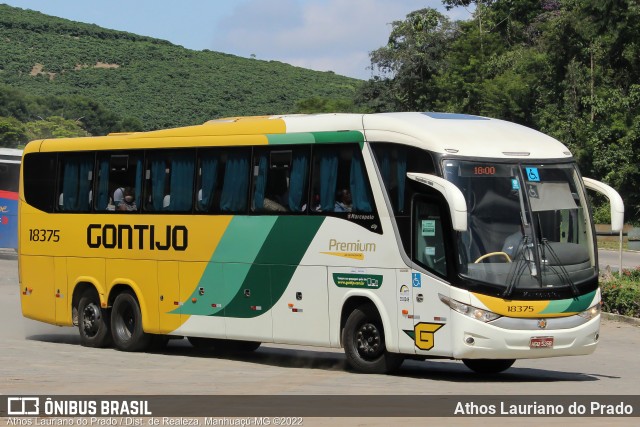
442;160;595;297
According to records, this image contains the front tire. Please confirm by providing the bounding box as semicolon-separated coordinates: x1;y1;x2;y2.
78;291;111;348
111;291;151;352
343;304;403;374
462;359;515;374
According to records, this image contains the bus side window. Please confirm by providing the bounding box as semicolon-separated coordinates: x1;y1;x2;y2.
310;144;374;213
371;143;436;215
144;150;195;213
57;153;94;212
196;148;251;214
219;149;250;213
251;146;309;213
196;150;220;212
96;152;143;211
413;198;447;277
23;153;57;213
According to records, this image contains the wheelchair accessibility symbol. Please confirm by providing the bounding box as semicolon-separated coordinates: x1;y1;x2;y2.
525;167;540;182
412;273;422;288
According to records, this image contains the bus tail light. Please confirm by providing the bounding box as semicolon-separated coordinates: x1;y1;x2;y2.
438;294;501;323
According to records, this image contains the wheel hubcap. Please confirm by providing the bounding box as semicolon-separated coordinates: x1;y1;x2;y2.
82;304;101;337
356;322;382;359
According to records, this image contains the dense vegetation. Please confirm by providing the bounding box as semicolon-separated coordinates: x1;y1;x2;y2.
0;4;359;140
358;0;640;222
600;267;640;318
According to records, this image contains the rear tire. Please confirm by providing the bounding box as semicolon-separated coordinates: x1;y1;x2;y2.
78;291;111;348
343;304;404;374
462;359;515;374
111;291;151;352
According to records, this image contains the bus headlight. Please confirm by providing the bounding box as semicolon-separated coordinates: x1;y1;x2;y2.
439;294;501;322
577;303;600;320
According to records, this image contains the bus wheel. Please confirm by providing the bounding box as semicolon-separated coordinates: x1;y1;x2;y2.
78;291;111;348
111;291;151;352
462;359;515;374
344;304;403;374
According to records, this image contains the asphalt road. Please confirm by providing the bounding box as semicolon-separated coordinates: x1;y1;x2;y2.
598;249;640;272
1;253;638;426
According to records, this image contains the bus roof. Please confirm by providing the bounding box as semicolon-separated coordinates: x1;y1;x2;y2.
0;148;23;157
25;112;572;160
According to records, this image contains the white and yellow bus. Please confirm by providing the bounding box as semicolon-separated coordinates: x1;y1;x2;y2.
19;112;624;374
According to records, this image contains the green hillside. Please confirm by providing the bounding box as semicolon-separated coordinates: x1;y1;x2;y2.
0;4;361;132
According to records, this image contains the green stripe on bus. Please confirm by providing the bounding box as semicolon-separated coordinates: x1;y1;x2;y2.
174;216;325;317
210;216;277;263
266;131;364;147
217;216;325;318
171;216;277;315
311;131;364;146
541;290;596;314
266;133;315;145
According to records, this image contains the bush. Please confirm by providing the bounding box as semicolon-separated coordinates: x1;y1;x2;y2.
600;267;640;318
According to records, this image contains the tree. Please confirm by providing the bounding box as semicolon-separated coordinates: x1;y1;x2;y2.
0;116;27;147
294;97;359;113
364;8;457;111
25;116;90;140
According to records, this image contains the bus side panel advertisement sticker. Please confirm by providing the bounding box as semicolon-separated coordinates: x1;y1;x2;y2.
526;167;540;181
332;273;383;289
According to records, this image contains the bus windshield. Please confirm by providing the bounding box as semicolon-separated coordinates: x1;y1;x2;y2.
442;160;595;296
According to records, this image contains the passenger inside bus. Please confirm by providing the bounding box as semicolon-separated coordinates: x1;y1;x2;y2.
117;187;137;212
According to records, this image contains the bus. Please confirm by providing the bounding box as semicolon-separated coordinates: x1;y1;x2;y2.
0;148;22;250
19;112;624;374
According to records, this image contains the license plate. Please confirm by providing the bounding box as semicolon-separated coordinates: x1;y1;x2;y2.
530;336;554;348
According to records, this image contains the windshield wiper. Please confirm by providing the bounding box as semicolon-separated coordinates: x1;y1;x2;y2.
539;238;580;296
503;235;534;298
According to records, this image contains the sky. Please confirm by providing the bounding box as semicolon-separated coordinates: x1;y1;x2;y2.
1;0;471;80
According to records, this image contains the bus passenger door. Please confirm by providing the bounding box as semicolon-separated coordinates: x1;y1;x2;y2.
409;196;452;357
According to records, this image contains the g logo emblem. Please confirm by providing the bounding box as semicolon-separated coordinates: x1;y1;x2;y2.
414;322;444;350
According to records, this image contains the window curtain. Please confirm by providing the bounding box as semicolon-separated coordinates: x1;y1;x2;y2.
319;151;338;212
150;157;166;211
380;149;391;191
396;149;407;213
253;154;268;211
288;151;308;211
349;148;372;212
169;153;195;211
62;156;92;211
220;152;249;212
134;158;143;207
96;158;110;210
199;154;218;211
